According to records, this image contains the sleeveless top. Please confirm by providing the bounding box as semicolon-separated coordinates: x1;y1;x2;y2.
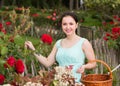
55;38;86;82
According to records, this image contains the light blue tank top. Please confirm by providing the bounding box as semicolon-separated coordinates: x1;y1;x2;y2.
55;38;86;82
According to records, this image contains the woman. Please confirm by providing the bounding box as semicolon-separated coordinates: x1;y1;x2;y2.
25;11;96;83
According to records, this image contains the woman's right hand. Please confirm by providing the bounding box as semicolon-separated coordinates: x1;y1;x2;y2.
24;41;35;51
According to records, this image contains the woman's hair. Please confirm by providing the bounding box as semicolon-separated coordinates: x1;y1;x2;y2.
59;11;78;27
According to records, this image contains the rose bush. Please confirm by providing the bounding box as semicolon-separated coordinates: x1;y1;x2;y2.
0;56;25;84
0;7;33;85
103;15;120;49
0;6;56;85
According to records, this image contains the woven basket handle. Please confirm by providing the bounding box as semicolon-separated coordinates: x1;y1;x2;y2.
84;59;113;79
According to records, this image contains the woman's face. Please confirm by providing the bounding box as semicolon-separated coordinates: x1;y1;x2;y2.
62;16;78;36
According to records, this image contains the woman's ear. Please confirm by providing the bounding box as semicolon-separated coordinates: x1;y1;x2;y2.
76;23;79;28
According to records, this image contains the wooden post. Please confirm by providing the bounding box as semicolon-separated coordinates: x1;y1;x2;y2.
77;23;81;36
69;0;74;10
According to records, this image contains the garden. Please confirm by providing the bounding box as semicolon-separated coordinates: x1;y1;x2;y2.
0;0;120;86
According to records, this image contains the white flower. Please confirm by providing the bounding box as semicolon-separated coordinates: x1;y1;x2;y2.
1;84;11;86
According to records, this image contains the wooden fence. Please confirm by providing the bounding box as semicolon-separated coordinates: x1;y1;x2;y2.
79;25;120;86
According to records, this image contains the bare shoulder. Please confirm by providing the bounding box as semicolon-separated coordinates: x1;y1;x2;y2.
83;38;91;45
82;39;93;50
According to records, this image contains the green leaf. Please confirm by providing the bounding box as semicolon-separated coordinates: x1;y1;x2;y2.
0;38;4;44
1;46;8;55
14;35;24;46
0;32;4;37
0;59;6;74
52;80;59;86
107;40;118;49
0;58;5;64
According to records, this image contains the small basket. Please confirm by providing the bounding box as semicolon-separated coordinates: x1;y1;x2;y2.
81;59;113;86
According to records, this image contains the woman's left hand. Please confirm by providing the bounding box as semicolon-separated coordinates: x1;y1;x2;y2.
76;65;86;73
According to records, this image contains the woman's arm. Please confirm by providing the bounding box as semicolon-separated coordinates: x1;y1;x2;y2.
82;39;96;69
33;44;57;68
77;39;96;73
25;41;57;68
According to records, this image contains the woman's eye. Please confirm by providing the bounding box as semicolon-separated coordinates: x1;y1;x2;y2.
62;23;67;25
69;23;73;25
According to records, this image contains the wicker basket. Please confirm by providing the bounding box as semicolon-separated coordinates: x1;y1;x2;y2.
81;60;113;86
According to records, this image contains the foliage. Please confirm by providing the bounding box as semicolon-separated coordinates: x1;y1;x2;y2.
84;0;120;15
0;56;25;84
103;15;120;49
3;0;63;9
76;11;102;27
0;6;57;85
0;7;34;84
32;9;59;28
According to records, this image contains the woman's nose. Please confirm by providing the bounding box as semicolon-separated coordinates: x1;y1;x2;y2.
66;24;70;28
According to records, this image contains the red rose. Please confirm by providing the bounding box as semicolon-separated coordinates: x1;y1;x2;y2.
102;21;107;26
113;15;118;19
109;21;114;25
103;36;108;41
32;13;39;17
47;15;52;19
112;27;120;34
15;59;25;74
52;17;56;21
117;18;120;21
41;34;53;44
0;29;6;34
106;33;111;36
6;21;11;26
0;23;3;29
0;74;5;85
4;56;16;68
53;12;56;16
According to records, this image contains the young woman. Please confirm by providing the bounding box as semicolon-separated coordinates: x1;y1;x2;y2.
25;11;96;84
